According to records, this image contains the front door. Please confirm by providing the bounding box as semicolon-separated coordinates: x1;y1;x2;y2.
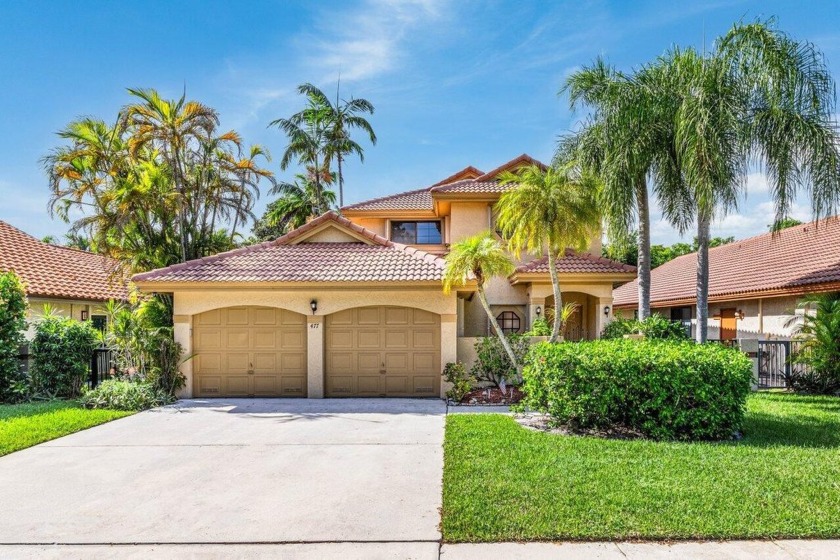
720;308;737;341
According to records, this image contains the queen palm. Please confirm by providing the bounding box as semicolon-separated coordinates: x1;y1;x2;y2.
656;21;840;342
495;164;602;342
442;232;519;373
226;144;274;243
298;82;376;208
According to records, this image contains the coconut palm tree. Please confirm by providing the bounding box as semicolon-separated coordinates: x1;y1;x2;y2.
442;232;519;373
298;82;376;208
654;21;840;342
494;164;602;342
253;175;337;240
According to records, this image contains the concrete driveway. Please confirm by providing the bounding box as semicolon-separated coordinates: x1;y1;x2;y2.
0;399;446;559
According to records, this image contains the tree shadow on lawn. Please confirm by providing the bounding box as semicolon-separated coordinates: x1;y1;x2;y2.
738;404;840;449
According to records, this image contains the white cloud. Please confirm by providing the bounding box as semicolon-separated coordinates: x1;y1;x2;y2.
301;0;446;82
745;172;769;195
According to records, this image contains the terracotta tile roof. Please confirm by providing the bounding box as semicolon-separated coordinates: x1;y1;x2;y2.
613;217;840;308
342;155;549;211
342;187;433;211
0;220;127;301
516;250;637;275
429;179;512;195
133;212;446;284
431;166;484;187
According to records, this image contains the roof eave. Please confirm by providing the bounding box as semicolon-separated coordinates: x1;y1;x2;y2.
509;271;637;285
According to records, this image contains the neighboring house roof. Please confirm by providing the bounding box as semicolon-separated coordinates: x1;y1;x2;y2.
0;220;127;301
132;212;447;284
516;251;637;275
341;154;548;213
613;217;840;308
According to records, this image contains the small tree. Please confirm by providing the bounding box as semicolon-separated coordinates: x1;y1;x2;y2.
442;232;519;375
787;293;840;394
30;307;99;398
0;271;28;402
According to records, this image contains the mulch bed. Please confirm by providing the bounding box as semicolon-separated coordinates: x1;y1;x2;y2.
515;412;647;439
459;386;524;405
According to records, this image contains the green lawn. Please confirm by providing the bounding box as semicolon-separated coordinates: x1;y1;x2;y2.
0;401;133;456
442;392;840;542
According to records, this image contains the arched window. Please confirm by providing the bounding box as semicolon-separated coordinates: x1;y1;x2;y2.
495;311;521;334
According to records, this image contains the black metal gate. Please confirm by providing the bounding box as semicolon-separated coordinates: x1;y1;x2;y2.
89;346;116;388
757;340;790;389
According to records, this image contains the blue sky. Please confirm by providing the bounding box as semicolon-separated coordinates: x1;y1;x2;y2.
2;0;839;244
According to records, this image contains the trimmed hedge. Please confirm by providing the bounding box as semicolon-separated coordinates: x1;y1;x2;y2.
521;339;754;441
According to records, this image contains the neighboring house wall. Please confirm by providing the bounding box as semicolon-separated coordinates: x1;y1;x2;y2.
619;294;806;340
24;298;107;339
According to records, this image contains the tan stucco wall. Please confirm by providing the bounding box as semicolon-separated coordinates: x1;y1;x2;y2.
350;217;387;238
627;295;805;339
449;201;490;242
171;288;458;399
24;298;107;340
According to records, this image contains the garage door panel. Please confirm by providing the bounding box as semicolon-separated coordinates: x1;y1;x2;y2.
358;329;381;348
281;352;305;372
226;308;249;325
325;306;440;397
358;307;380;325
281;376;306;396
412;330;436;349
281;330;304;348
412;376;437;395
252;308;277;325
357;376;381;394
385;330;409;349
385;307;409;325
193;306;307;398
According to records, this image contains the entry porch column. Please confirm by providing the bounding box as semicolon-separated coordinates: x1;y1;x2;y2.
307;315;324;398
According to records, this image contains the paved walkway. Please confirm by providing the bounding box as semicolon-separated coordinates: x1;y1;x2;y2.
1;399;837;558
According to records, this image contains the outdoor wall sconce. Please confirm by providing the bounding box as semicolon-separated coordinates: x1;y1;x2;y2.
603;306;611;317
81;310;89;321
310;299;318;314
535;306;542;317
737;309;745;320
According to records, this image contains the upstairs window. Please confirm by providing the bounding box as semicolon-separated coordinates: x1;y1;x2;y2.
390;221;442;244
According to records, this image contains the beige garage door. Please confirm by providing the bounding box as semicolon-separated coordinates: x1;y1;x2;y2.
193;306;307;397
325;306;440;397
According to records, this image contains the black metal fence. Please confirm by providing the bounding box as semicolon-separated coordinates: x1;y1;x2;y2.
18;344;117;388
757;340;809;389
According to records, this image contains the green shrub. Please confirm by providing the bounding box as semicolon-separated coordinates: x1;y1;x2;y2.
443;361;475;402
471;334;529;387
601;313;688;340
520;339;754;441
80;379;174;411
789;293;840;394
30;308;99;398
524;317;551;336
0;271;28;402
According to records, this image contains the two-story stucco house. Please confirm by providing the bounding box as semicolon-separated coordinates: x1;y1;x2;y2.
133;155;636;399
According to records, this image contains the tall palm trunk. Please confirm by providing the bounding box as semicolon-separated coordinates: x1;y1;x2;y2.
229;176;247;243
546;249;564;343
636;177;652;319
695;210;711;343
476;285;521;376
337;153;344;208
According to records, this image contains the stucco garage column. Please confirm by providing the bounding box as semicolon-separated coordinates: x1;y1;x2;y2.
172;315;193;398
440;313;457;398
307;315;324;398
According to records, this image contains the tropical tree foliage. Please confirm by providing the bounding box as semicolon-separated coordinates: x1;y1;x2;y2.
0;271;27;403
268;82;375;213
44;88;273;275
787;293;840;394
495;164;601;342
253;175;337;240
604;233;734;268
442;232;519;376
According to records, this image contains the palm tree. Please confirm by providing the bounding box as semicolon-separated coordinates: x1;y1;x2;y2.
495;164;601;342
226;144;274;243
298;82;376;208
786;292;840;393
655;21;840;342
254;175;337;240
120;88;219;262
560;58;685;321
442;232;519;373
